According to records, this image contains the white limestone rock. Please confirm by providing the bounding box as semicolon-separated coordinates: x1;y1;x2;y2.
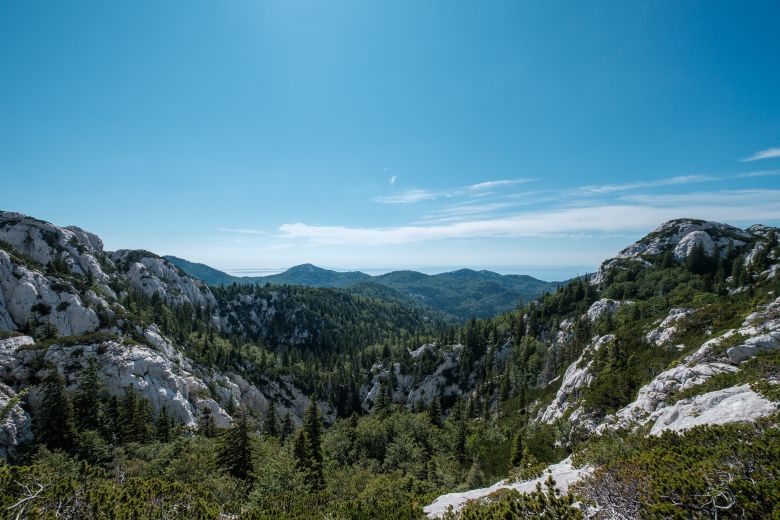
601;362;738;431
111;251;216;310
406;345;463;408
586;299;629;321
540;335;614;424
672;230;716;261
727;331;780;362
0;381;32;457
0;211;109;282
0;251;101;336
649;384;778;435
591;219;751;285
646;308;693;347
618;219;750;260
423;456;592;518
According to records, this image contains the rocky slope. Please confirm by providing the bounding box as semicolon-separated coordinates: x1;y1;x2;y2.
425;218;780;517
0;211;335;456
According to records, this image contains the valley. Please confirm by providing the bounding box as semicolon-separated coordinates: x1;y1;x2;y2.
0;211;778;518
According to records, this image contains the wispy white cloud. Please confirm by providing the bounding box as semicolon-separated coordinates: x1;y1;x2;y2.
735;169;780;178
741;147;780;162
574;175;716;195
374;188;438;204
217;227;268;235
467;179;535;190
373;178;536;204
279;190;780;246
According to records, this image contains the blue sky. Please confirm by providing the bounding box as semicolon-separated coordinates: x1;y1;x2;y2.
1;1;779;280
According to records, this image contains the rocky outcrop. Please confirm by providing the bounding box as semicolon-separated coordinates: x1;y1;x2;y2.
586;299;629;321
406;345;463;408
0;330;331;436
599;362;738;431
540;335;614;424
591;219;755;285
648;385;777;435
110;251;216;310
0;381;32;458
423;456;592;518
0;212;109;282
617;219;750;260
646;308;692;347
600;296;780;432
0;251;101;336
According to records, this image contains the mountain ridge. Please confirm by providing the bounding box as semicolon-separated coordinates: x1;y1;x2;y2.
164;255;560;320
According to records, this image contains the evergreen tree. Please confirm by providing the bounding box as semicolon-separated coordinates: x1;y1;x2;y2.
294;398;325;490
374;381;388;412
280;412;293;444
199;407;216;437
119;387;138;443
450;399;467;464
499;366;510;402
101;395;120;444
518;383;527;415
35;368;78;451
156;407;171;442
265;400;278;437
74;358;101;431
216;411;254;481
510;431;524;467
428;397;443;428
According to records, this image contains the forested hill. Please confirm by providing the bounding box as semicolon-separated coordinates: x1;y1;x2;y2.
165;256;559;319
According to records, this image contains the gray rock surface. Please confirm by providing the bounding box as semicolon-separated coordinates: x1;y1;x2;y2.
648;385;777;435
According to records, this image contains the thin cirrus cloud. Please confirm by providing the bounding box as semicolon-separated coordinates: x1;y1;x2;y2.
217;227;268;235
573;175;716;195
373;178;535;204
279;188;780;246
741;147;780;162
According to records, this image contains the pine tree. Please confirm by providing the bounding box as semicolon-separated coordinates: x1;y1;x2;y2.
119;387;138;443
199;407;216;438
374;381;388;412
499;366;510;402
280;412;293;444
133;398;153;443
450;399;467;464
518;383;527;415
428;397;443;428
302;397;324;490
74;358;101;431
156;407;171;442
36;368;77;451
216;411;254;481
265;401;278;437
293;428;308;472
101;395;120;444
510;431;524;467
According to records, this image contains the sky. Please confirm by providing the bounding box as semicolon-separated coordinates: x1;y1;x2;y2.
1;1;779;281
